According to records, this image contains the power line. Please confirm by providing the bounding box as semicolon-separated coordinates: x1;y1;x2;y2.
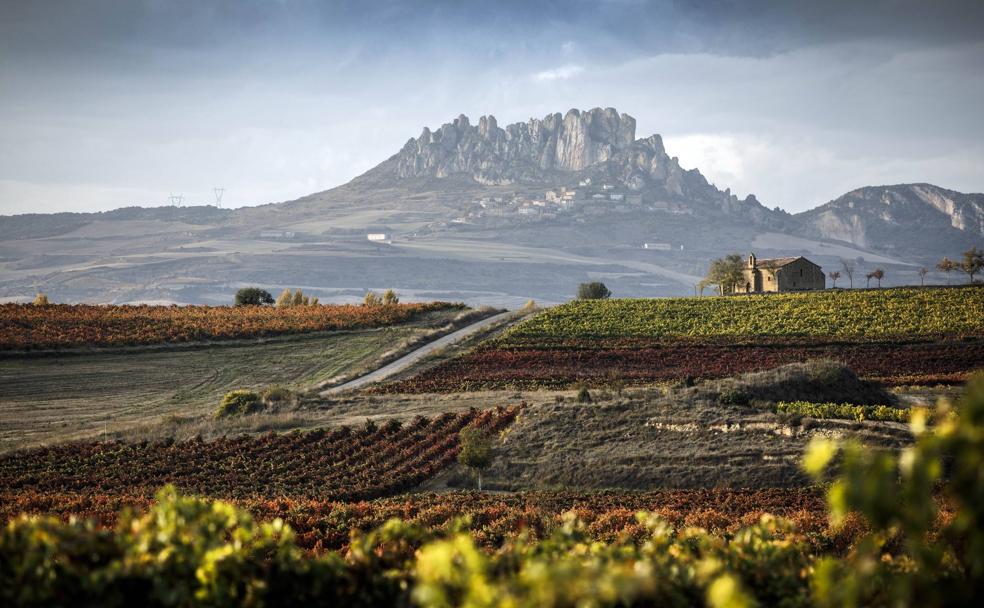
213;187;225;208
168;193;184;207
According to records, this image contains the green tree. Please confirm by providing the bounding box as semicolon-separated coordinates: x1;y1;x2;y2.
577;282;611;300
32;293;49;306
292;289;305;306
937;257;957;284
959;246;983;283
363;291;382;307
699;254;744;295
234;287;274;306
457;427;495;491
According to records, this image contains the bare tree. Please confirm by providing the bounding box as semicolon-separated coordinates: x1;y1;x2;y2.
937;257;957;285
959;246;984;283
840;259;856;288
917;267;929;286
828;270;841;288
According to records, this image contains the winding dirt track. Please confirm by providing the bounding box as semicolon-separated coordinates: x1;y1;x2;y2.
319;310;516;395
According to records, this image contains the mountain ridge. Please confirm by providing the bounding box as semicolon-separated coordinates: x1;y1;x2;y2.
348;106;784;228
0;107;981;305
794;182;984;257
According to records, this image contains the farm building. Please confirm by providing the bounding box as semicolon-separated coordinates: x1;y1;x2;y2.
259;230;295;239
735;254;824;293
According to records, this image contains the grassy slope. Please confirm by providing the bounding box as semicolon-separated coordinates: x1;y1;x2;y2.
468;363;912;491
0;326;434;451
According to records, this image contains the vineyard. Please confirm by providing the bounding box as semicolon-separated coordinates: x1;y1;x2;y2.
0;407;519;501
379;340;984;392
3;373;982;608
378;287;984;392
505;286;984;342
774;401;912;423
0;487;846;553
0;301;457;350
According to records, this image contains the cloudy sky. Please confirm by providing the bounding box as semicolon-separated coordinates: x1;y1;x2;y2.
2;0;983;215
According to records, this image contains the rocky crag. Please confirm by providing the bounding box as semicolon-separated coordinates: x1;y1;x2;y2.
795;184;984;257
354;107;785;227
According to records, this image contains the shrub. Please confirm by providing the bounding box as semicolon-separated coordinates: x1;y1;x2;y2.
576;385;593;403
364;291;383;307
718;388;750;406
32;293;49;306
382;289;400;305
215;390;263;418
260;385;294;404
576;282;611;300
234;287;274;306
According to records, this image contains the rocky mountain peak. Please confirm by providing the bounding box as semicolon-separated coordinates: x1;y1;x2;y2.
385;107;643;184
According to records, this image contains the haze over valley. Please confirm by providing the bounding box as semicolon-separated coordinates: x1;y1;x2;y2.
2;107;981;306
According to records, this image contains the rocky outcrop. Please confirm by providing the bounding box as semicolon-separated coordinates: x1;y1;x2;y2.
348;107;791;228
795;184;984;258
390;108;638;183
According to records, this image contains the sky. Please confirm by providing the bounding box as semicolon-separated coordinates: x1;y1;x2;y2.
1;0;983;215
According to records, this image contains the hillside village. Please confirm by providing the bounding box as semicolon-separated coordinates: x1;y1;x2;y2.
460;179;693;226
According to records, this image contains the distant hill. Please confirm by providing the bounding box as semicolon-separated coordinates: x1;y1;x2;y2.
0;108;979;305
795;184;984;258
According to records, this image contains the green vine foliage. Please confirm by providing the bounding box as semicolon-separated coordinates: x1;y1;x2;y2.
804;374;984;606
776;401;911;423
3;375;984;607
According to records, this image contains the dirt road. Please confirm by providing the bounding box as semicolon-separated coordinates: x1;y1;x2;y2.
319;310;516;395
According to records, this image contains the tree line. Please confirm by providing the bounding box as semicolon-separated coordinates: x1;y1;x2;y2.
234;287;402;307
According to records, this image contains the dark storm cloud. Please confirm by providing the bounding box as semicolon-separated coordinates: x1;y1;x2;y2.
6;0;983;60
1;0;983;214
